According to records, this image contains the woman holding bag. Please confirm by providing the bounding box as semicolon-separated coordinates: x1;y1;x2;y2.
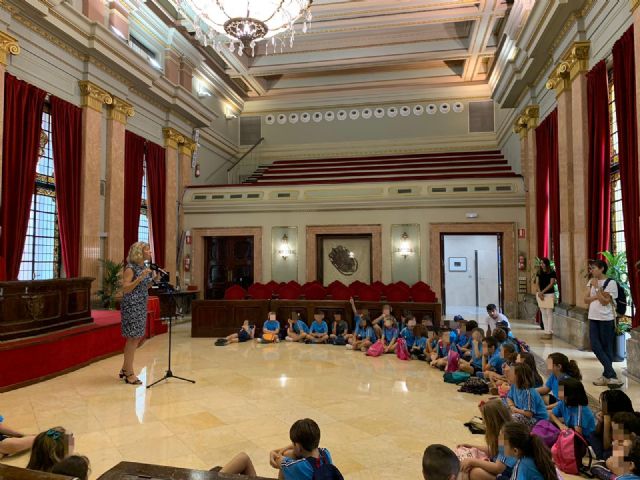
535;258;557;339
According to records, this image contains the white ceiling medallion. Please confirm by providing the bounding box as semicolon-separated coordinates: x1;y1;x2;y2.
453;102;464;113
288;113;299;124
413;105;424;116
426;104;437;115
400;106;411;117
362;108;372;119
439;103;451;114
337;110;347;120
277;113;287;124
387;107;398;118
374;107;385;118
324;111;335;122
265;114;275;125
349;109;360;120
312;111;323;122
301;112;311;123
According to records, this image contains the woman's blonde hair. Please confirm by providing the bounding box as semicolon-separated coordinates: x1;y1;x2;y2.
127;242;149;264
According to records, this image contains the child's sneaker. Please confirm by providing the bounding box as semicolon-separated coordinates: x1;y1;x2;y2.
257;338;263;344
285;336;293;342
346;344;354;350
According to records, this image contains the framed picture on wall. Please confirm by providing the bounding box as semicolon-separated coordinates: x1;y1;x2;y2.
317;234;372;284
448;257;467;272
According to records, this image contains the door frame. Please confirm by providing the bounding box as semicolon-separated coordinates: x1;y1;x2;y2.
430;223;517;318
440;232;504;316
192;227;262;295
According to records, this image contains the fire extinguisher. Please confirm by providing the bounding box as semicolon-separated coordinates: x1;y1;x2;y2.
185;230;192;245
184;254;191;272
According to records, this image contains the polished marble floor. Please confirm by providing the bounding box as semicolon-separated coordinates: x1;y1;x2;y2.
1;318;638;479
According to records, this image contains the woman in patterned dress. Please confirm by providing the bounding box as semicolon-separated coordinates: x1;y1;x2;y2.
120;242;155;385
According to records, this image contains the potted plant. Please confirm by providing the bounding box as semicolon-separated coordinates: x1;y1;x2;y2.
97;259;124;309
599;251;632;361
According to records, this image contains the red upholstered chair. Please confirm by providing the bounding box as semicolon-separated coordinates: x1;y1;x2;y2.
371;281;386;296
385;285;411;302
349;280;366;297
395;281;411;292
248;283;272;300
411;282;437;302
277;283;302;300
265;280;280;295
224;284;246;300
358;285;381;301
329;284;352;300
302;283;328;300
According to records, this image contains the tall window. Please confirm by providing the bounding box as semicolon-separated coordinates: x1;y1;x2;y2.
18;110;61;280
608;69;625;254
138;161;149;243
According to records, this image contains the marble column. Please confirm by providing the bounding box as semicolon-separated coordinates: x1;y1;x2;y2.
105;97;134;264
79;81;112;292
0;31;20;199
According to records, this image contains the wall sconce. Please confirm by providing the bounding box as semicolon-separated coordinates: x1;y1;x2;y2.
196;78;212;98
394;232;415;259
224;104;238;120
278;234;295;260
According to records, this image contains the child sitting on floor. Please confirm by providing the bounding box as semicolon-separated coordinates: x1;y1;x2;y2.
286;315;309;343
27;427;73;472
549;377;596;437
423;444;460;480
217;320;255;346
515;352;544;388
308;313;329;344
347;311;377;351
501;422;558;480
481;336;504;378
381;315;399;354
536;352;582;410
430;331;457;370
0;414;35;458
485;343;516;386
506;364;548;426
51;455;91;480
400;315;417;350
372;304;394;338
329;312;349;345
592;390;635;460
458;328;484;375
258;312;280;343
411;325;429;360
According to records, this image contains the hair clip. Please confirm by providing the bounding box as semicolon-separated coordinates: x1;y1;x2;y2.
46;429;62;441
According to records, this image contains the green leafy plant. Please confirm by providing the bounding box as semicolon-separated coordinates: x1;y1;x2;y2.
616;318;631;336
599;250;631;306
96;259;124;309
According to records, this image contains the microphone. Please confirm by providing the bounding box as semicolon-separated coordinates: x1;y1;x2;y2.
149;263;169;276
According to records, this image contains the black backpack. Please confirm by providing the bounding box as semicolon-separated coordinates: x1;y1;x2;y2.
306;450;344;480
458;377;489;395
604;279;627;316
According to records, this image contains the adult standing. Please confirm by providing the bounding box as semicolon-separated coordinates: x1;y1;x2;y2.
535;258;557;339
120;242;155;385
585;259;622;387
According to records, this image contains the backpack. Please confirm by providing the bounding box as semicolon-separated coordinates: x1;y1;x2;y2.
444;371;470;384
395;338;411;360
458;377;489;395
604;278;627;316
514;337;530;353
531;419;560;448
306;450;344;480
445;349;460;372
551;427;592;475
366;340;384;357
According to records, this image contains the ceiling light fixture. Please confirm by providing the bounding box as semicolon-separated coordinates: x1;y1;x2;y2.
178;0;313;57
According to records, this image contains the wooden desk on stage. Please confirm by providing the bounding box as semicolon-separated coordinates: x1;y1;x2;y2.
191;299;441;337
98;461;276;479
0;277;93;341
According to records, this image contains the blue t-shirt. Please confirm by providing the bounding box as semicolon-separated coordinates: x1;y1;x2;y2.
293;320;310;334
552;401;596;437
400;327;415;347
437;341;458;358
503;337;520;353
507;386;548;421
470;342;483;368
493;445;517;468
281;448;333;480
383;327;398;343
488;350;504;374
310;321;328;334
456;332;470;348
545;373;570;398
413;337;427;352
618;475;640;480
264;319;280;332
511;457;544;480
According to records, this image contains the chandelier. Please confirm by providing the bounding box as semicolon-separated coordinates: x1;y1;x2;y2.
179;0;313;56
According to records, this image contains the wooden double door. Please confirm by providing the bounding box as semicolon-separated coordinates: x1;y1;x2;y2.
205;236;254;299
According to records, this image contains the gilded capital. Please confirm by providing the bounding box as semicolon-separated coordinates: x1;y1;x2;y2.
179;137;196;156
546;61;571;95
163;127;187;150
632;0;640;12
0;31;20;66
546;41;590;96
108;96;135;124
513;104;539;139
79;80;113;112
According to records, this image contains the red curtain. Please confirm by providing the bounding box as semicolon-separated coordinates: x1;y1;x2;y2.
587;60;612;260
613;26;640;327
535;110;561;294
0;74;47;280
50;97;82;277
123;131;145;260
146;141;166;268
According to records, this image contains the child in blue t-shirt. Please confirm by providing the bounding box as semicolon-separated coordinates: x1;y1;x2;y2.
347;311;377;352
220;319;255;345
286;315;309;343
536;352;582;409
502;422;558;480
430;331;457;369
459;327;484;375
308;314;329;344
258;312;280;343
381;316;399;354
399;315;417;349
550;377;596;437
411;325;428;360
506;364;548;425
482;336;504;376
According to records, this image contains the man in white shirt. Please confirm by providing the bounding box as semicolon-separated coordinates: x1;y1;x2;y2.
485;303;510;336
585;259;622;387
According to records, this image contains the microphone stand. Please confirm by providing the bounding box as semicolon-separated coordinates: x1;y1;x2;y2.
147;277;195;388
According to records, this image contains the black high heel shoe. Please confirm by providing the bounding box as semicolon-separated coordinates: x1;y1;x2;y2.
123;372;142;385
118;369;126;379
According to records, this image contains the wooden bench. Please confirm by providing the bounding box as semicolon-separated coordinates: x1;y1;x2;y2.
0;464;75;479
97;461;276;479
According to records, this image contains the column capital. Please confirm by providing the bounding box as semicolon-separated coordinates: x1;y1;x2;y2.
107;96;135;124
79;80;113;112
0;31;20;66
163;127;188;149
632;0;640;12
179;138;196;156
546;41;590;95
513;104;539;138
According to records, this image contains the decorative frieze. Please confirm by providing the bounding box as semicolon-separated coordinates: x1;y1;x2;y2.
108;96;135;124
79;80;113;112
546;41;590;96
513;104;539;138
0;31;20;66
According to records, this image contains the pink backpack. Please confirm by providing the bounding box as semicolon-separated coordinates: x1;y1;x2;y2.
395;338;410;360
366;340;384;357
551;427;591;475
445;349;460;372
